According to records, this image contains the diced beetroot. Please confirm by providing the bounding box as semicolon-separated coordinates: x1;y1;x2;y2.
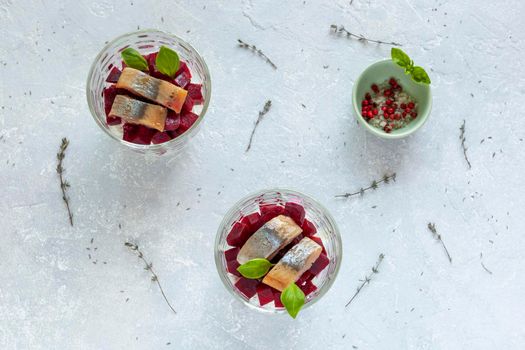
103;85;118;116
132;125;156;145
106;67;122;83
284;202;306;226
297;271;313;285
187;83;203;104
273;290;284;308
309;252;329;276
224;247;240;262
182;96;194;113
256;284;275;306
259;204;285;222
290;234;304;247
151;131;171;144
310;236;326;253
122;123;139;143
227;259;241;277
144;52;157;72
178;112;199;133
174;71;191;88
298;279;317;296
240;212;261;232
226;222;251;247
175;61;192;79
234;278;258;299
121;60;127;70
106;116;121;126
301;219;317;237
164;111;181;131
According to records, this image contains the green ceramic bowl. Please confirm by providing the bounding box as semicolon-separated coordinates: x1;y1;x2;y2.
352;59;432;139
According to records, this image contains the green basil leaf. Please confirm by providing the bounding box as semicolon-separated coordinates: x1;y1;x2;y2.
121;47;148;71
281;283;305;319
411;66;431;84
237;258;274;279
391;48;412;69
156;46;180;78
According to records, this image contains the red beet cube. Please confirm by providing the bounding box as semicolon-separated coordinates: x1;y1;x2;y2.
290;234;304;247
224;247;240;262
240;212;261;232
284;202;306;226
103;85;118;116
298;279;317;296
174;71;191;88
234;278;258;299
227;259;241;277
164;111;181;131
178;112;199;133
122;123;139;143
259;204;285;223
226;222;251;247
187;83;203;104
182;96;194;113
175;61;192;79
132;125;155;145
309;252;329;276
106;116;121;126
273;290;284;308
297;271;313;285
151;131;171;144
301;219;317;237
256;284;274;306
310;236;326;253
144;52;157;72
106;67;122;83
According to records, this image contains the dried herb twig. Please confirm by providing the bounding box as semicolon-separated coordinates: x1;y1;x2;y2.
480;253;493;275
330;25;402;47
124;242;176;314
336;173;396;198
346;253;384;307
237;39;277;69
427;223;452;263
56;137;73;226
459;120;471;169
246;100;272;152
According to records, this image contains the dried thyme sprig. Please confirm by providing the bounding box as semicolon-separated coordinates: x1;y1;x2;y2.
237;39;277;69
427;223;452;263
346;253;384;307
56;137;73;226
246;100;272;152
124;242;177;314
335;173;396;198
459;120;472;169
330;25;402;47
480;253;493;275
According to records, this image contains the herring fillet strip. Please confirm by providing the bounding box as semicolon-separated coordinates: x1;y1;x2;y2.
262;237;322;292
109;95;167;131
116;67;188;113
237;215;303;264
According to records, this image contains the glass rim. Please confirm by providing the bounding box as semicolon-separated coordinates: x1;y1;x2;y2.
214;188;343;314
86;29;212;150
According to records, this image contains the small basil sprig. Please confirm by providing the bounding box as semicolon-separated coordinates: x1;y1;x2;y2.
121;47;149;71
237;258;274;279
281;283;305;319
156;46;180;78
391;48;431;85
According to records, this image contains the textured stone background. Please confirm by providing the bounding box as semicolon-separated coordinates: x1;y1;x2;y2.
1;0;524;349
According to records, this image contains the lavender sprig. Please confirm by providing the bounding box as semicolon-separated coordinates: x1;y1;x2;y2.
336;173;396;198
237;39;277;69
125;242;177;314
246;100;272;152
460;120;472;169
427;223;452;263
56;138;73;226
330;25;402;47
346;253;385;307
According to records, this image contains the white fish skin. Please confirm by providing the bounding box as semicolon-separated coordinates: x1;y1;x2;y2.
262;237;322;292
237;215;302;264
